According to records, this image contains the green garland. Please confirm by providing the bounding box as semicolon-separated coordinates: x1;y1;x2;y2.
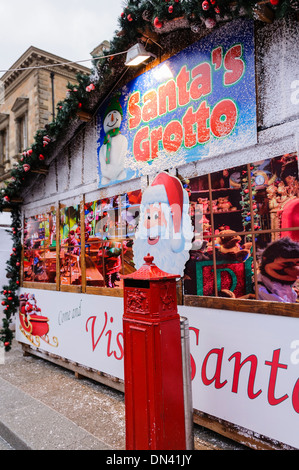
0;0;298;350
0;208;22;351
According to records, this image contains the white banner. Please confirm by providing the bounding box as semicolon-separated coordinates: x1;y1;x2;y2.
17;288;124;380
16;288;299;449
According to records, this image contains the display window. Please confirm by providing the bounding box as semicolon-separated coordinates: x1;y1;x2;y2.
23;209;56;283
84;189;141;289
184;153;299;303
59;204;81;286
22;154;299;305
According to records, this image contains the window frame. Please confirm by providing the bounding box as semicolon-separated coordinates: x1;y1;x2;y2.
0;127;8;169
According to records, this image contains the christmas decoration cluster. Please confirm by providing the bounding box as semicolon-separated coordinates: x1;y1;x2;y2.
0;0;298;350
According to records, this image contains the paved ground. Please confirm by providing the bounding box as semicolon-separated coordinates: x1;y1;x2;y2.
0;339;247;451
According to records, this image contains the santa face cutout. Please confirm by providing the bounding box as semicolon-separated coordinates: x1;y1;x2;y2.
103;110;122;134
143;203;168;246
264;256;299;283
133;172;194;277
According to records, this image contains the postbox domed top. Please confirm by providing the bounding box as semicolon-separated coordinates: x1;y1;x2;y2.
123;254;180;281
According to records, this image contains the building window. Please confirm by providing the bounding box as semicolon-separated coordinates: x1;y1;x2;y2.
16;113;28;153
0;128;8;170
12;97;29;154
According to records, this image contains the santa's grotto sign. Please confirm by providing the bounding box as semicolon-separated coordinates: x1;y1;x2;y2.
16;288;299;449
96;19;257;187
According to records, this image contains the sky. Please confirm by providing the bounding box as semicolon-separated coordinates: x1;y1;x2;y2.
0;0;125;74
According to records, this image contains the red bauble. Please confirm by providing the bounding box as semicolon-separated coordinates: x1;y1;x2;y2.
1;301;5;306
270;0;279;4
154;17;163;28
202;0;210;10
4;342;9;347
168;5;173;13
127;13;133;21
8;297;13;301
39;154;44;161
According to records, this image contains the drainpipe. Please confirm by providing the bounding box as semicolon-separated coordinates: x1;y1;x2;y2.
50;72;55;121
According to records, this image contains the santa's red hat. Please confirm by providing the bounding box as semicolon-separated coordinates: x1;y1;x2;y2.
141;171;187;252
281;199;299;241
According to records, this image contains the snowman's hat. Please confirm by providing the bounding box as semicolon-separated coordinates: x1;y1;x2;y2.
103;94;123;120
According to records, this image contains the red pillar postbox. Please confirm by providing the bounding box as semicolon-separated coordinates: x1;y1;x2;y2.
123;254;186;450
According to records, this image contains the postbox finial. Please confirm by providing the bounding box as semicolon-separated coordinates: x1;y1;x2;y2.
144;253;154;265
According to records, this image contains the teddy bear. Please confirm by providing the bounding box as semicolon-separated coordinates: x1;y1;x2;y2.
197;197;210;213
217;196;236;212
216;229;251;262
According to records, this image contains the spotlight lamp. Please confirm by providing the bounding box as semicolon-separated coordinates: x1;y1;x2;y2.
125;43;157;66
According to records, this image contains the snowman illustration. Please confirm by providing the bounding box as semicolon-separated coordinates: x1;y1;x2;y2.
99;95;128;185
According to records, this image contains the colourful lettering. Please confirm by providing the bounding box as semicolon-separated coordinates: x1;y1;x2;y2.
224;44;245;86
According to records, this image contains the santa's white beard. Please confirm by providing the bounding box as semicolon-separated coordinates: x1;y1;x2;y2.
133;236;190;277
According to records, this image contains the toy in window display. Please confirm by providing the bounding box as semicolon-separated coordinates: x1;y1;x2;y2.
133;171;194;277
98;95;127;185
63;230;80;255
257;237;299;303
60;231;81;283
215;229;251;262
97;242;124;288
197;197;210;213
216;196;237;212
84;210;94;241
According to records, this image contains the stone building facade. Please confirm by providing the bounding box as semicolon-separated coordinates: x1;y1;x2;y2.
0;46;90;182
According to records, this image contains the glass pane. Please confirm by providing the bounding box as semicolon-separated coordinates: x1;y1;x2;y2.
102;240;123;288
23;248;35;281
23;249;49;283
120;190;141;239
189;175;211;240
85;240;105;287
252;153;299;234
60;205;81;285
92;197;120;240
211;165;245;234
255;233;299;303
215;233;254;299
24;216;40;248
123;239;135;276
23;210;56;284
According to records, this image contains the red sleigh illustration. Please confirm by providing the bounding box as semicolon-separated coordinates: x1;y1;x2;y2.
19;293;58;348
